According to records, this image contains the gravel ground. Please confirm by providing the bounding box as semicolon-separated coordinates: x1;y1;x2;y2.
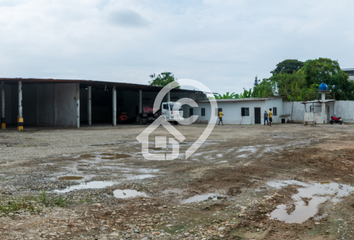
1;123;354;239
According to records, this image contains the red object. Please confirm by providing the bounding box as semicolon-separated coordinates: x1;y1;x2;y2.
331;116;341;121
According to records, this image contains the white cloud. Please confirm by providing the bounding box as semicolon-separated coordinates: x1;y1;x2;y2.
0;0;353;94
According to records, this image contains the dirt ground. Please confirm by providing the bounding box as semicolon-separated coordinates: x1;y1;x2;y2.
1;123;354;240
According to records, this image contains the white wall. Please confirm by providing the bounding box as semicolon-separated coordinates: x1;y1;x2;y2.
195;98;282;125
334;101;354;122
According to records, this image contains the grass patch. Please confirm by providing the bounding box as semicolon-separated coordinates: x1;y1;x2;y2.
0;190;72;215
163;224;185;234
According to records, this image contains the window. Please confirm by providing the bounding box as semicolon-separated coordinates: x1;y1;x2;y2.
163;104;168;110
201;108;205;116
273;107;277;116
241;107;249;116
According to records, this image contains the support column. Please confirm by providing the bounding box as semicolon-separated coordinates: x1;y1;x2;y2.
18;81;23;131
167;91;171;102
88;86;92;126
1;81;5;129
321;92;326;124
112;86;117;126
76;83;80;128
139;90;142;114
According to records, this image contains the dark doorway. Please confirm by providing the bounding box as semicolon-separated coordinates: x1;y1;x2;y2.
189;108;194;117
254;107;261;124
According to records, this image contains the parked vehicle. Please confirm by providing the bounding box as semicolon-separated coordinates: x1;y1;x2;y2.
330;116;343;125
161;102;183;125
136;102;183;125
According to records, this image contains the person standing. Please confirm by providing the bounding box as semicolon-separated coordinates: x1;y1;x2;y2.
268;108;272;127
264;110;269;125
218;110;224;126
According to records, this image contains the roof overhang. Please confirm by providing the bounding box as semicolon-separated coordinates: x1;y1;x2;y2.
197;97;282;103
0;78;202;93
301;99;336;104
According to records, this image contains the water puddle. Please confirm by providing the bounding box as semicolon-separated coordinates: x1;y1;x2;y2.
182;194;225;204
74;152;130;161
58;176;84;180
78;164;90;167
100;153;130;160
55;181;115;193
268;180;354;223
216;160;228;164
125;174;156;180
113;189;147;199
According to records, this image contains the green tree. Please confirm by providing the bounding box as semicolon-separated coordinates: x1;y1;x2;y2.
301;58;354;100
149;72;179;88
214;92;238;99
271;59;304;75
251;79;277;98
269;71;318;101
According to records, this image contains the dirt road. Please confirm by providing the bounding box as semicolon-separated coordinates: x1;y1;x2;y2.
0;123;354;239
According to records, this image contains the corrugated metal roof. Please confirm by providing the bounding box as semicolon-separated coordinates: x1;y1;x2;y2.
342;68;354;72
0;78;196;92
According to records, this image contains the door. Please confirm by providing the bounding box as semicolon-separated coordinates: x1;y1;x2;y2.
254;107;261;124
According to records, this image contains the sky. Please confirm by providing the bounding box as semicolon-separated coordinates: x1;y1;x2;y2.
0;0;354;94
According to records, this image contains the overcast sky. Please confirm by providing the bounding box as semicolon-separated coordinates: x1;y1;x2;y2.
1;0;353;94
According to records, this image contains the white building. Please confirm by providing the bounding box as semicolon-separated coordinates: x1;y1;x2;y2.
193;97;283;125
342;68;354;81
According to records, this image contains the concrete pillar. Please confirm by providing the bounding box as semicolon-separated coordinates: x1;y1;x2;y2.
112;86;117;126
18;81;23;130
321;92;326;124
139;90;142;114
1;81;5;129
88;86;92;126
167;91;171;102
76;83;80;128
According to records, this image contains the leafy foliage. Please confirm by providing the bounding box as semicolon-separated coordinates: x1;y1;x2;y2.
214;58;354;101
149;72;179;88
271;59;304;75
301;58;354;100
214;92;240;99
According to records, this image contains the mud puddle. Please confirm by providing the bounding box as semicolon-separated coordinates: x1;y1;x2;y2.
58;176;84;180
74;152;131;161
113;189;148;199
182;193;225;204
268;180;354;223
54;181;115;193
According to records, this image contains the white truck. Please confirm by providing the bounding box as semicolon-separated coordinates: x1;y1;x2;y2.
136;102;183;125
161;102;183;125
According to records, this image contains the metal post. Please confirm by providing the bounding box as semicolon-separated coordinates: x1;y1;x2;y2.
139;90;142;114
1;81;5;129
88;86;92;126
18;81;23;130
76;83;80;128
167;92;171;102
112;86;117;126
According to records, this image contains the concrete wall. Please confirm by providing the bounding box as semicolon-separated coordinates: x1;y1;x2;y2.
334;101;354;122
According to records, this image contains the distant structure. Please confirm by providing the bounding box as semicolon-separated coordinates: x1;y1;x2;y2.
342;68;354;81
302;82;334;124
254;76;260;87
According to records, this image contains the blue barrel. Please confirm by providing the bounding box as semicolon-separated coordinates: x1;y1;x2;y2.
319;83;328;91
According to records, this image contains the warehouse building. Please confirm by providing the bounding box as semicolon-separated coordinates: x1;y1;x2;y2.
0;78;206;129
